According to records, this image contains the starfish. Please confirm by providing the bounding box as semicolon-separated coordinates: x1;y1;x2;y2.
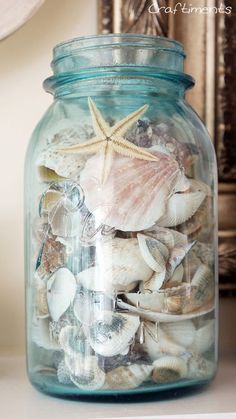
60;97;159;183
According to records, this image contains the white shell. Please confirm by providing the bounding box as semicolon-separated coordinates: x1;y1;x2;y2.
65;354;106;390
143;270;166;291
47;268;76;321
89;311;140;357
48;199;82;237
161;320;196;348
59;325;91;357
137;234;169;273
31;317;60;350
105;364;153;390
190;320;215;354
187;354;216;379
191;264;214;310
152;355;188;383
158;190;206;227
96;238;153;293
166;263;184;286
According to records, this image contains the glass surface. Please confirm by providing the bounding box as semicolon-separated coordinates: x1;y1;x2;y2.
25;35;218;399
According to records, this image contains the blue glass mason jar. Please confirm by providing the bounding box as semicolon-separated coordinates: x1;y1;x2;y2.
25;34;218;399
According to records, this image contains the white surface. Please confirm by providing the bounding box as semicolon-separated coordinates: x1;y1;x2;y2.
0;0;45;40
0;0;97;352
0;355;236;419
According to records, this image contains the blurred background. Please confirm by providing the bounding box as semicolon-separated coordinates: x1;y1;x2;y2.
0;0;235;355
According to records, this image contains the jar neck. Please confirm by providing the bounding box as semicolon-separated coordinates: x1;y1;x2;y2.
44;35;194;99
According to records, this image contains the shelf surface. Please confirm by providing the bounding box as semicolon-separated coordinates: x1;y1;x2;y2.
1;354;236;419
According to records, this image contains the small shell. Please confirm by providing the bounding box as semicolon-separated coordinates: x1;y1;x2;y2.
143;322;186;360
36;237;66;277
191;264;214;309
48;199;82;237
165;263;184;287
89;311;140;357
190;320;215;354
59;325;92;357
97;238;153;293
105;364;153;390
137;234;169;273
158;190;206;227
167;242;194;279
187;354;216;379
32;317;60;350
143;270;166;291
65;354;106;390
161;320;195;348
152;355;188;383
47;268;76;321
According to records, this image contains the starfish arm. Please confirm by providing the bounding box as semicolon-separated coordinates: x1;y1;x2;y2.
110;104;149;138
59;136;105;155
88;97;111;139
97;142;114;184
112;137;159;162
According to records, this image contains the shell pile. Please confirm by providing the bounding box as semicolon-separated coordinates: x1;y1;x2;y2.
31;100;216;392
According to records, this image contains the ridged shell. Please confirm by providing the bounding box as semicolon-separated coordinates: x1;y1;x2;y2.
158;190;206;227
59;325;91;357
152;355;188;383
161;320;195;348
137;234;169;273
80;150;182;231
105;364;153;390
190;320;215;354
65;354;106;390
48;199;82;237
191;264;214;309
96;238;153;293
47;268;76;321
89;312;140;357
143;322;186;360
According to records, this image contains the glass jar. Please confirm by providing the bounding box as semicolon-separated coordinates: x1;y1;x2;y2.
25;34;218;399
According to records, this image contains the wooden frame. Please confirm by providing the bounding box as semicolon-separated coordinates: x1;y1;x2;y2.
97;0;236;293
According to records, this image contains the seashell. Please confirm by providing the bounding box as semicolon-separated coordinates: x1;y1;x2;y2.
80;150;182;231
59;325;92;357
65;354;106;390
98;351;152;373
137;234;169;273
166;242;194;279
165;263;184;287
57;360;72;384
187;354;216;380
36;237;66;277
96;238;153;293
89;311;140;357
35;285;49;317
152;355;188;383
47;268;76;321
173;170;190;193
190;320;215;354
143;270;166;291
37;166;66;183
32;317;60;350
48;198;82;238
144;226;188;250
191;264;214;309
105;363;153;390
39;190;62;214
143;322;186;360
158;190;206;227
161;320;195;348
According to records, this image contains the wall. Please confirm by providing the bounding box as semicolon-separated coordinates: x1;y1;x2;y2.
0;0;97;353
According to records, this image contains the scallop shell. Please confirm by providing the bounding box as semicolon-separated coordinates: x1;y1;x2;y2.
152;355;188;383
161;320;195;348
59;325;92;357
47;268;76;321
137;234;169;273
143;322;186;360
80;150;182;231
96;238;153;293
48;198;82;238
65;354;106;390
187;354;216;379
158;190;206;227
88;311;140;357
105;363;153;390
190;320;215;354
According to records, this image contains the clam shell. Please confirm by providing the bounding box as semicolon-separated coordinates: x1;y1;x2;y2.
161;320;195;348
105;364;153;390
143;322;186;360
65;354;106;390
80;150;182;231
158;190;206;227
47;268;76;321
48;198;82;237
190;320;215;354
89;311;140;357
152;355;188;383
137;234;169;273
59;325;92;357
97;238;153;293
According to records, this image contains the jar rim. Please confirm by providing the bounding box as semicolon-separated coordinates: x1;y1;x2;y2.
53;34;185;60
